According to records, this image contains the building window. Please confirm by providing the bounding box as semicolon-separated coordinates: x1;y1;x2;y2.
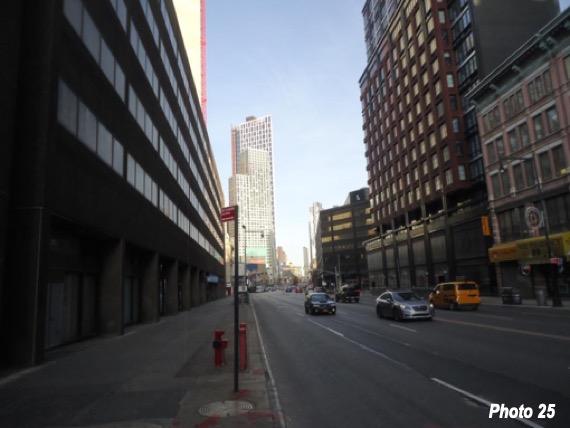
519;122;530;147
445;169;453;185
452;117;460;133
533;114;545;140
508;129;518;153
546;106;560;134
486;141;497;163
513;163;524;191
446;73;455;88
528;70;552;103
539;151;553;181
492;174;502;198
443;145;450;162
458;165;467;180
564;55;570;80
552;145;566;177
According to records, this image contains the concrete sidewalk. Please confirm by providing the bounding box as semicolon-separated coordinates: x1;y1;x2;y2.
0;297;283;428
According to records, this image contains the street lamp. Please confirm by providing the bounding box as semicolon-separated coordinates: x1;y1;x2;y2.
242;225;247;287
499;154;562;307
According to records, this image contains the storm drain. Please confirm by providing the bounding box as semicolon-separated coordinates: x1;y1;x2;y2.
198;400;254;418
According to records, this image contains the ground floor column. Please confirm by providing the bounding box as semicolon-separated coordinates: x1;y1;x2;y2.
141;252;159;323
99;239;124;335
164;260;179;315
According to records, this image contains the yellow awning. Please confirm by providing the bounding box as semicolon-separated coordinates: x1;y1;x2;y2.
488;243;518;263
490;231;570;264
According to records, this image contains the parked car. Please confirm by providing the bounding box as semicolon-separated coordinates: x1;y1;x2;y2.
335;285;360;303
429;281;481;310
376;291;433;321
305;292;336;315
501;287;522;304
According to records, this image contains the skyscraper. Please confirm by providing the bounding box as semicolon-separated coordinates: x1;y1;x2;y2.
229;116;277;282
360;0;559;290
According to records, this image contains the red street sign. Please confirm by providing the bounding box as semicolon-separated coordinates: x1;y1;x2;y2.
550;257;562;264
221;206;237;222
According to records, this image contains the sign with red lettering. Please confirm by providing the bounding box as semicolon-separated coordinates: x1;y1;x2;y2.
221;206;237;222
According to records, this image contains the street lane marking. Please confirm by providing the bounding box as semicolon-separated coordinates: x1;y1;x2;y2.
306;319;411;370
438;318;570;342
331;318;412;347
390;324;417;333
475;314;512;320
431;378;543;428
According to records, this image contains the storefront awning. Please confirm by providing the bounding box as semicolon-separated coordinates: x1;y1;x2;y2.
489;231;570;264
488;243;518;263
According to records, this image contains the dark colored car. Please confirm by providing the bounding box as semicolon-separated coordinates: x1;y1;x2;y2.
501;287;522;304
376;291;434;321
335;285;360;303
305;293;336;315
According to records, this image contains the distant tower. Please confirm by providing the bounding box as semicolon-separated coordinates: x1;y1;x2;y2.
229;116;277;280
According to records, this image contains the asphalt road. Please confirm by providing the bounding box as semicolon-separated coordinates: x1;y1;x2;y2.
253;291;570;428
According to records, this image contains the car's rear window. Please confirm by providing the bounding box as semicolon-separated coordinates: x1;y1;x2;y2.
458;283;477;290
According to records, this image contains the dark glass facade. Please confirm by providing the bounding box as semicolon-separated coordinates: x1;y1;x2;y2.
0;0;224;367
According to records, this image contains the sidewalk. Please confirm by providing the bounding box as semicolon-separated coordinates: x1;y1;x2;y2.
480;294;570;309
0;297;282;428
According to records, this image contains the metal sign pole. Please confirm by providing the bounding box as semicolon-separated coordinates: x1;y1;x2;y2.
234;208;239;392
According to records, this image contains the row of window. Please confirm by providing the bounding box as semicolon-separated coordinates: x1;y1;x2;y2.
482;68;555;134
490;144;567;200
486;105;560;164
64;0;223;248
497;193;570;242
57;79;222;264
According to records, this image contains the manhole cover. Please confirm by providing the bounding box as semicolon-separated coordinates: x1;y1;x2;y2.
198;400;254;417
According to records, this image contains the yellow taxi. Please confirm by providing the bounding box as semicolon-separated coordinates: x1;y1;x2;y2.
429;281;480;311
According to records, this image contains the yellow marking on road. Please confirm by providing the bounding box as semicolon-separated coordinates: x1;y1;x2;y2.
438;318;570;341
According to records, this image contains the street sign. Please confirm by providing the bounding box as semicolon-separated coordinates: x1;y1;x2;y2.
221;206;237;222
550;257;562;264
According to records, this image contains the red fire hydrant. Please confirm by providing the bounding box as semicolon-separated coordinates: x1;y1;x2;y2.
239;323;247;371
213;329;227;366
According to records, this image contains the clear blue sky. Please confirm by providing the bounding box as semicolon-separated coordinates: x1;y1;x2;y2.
205;0;569;267
206;0;368;266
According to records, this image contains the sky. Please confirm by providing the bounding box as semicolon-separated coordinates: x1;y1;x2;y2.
204;0;570;267
206;0;369;266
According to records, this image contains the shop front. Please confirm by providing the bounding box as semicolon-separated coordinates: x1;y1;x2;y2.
489;232;570;299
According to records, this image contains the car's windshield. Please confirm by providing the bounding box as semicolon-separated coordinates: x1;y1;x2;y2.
393;292;422;302
312;294;330;303
458;283;477;290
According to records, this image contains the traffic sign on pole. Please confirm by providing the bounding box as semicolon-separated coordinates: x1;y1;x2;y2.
221;206;237;222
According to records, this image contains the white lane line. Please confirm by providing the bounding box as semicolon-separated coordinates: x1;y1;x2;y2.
437;318;570;341
431;378;543;428
307;319;411;370
389;324;417;333
252;300;286;428
475;314;513;320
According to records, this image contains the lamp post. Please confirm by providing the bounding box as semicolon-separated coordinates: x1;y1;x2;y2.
499;154;562;307
242;225;247;287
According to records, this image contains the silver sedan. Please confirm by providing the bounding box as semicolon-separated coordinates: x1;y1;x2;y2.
376;291;434;321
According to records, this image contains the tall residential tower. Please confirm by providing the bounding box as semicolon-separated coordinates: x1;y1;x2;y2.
229;116;277;282
360;0;559;290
